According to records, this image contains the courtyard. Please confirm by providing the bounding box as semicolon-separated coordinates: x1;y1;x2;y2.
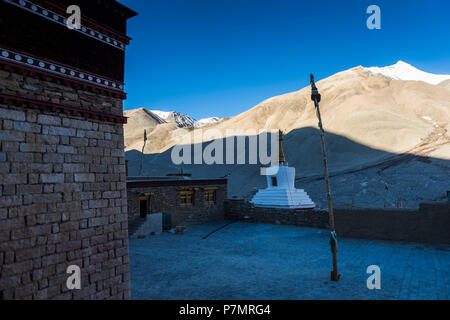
129;222;450;300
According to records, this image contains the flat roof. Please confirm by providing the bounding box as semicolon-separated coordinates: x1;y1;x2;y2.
127;178;228;188
112;0;138;19
127;176;190;181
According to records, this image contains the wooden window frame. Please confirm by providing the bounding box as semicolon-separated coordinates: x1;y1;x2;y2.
180;190;195;207
204;190;217;205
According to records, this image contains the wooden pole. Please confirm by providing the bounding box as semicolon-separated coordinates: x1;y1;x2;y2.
310;74;340;282
139;129;147;176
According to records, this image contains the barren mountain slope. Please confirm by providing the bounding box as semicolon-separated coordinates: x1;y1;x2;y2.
439;79;450;91
194;67;449;153
124;108;166;150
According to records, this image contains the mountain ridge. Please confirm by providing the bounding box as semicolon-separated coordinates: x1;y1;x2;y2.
365;60;450;85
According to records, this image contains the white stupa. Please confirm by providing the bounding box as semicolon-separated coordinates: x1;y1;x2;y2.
250;131;315;209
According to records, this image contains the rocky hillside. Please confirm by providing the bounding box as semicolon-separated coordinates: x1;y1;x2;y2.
151;110;198;128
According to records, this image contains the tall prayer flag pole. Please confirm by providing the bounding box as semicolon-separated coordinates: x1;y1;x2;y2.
139;129;147;176
310;74;340;282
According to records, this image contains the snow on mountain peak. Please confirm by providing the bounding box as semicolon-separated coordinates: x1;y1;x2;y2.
150;110;197;128
150;110;220;128
197;117;221;127
151;110;174;121
365;61;450;85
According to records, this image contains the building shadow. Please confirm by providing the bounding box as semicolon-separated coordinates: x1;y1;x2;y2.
126;127;449;208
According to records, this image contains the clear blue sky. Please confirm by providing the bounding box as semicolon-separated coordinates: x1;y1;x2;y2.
119;0;450;120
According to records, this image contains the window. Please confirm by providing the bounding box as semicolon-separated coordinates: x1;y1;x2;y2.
271;177;278;187
204;190;217;205
180;190;194;207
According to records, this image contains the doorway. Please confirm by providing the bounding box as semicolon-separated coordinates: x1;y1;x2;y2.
139;195;151;218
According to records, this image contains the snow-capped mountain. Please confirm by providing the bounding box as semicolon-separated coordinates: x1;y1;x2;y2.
151;110;221;128
151;110;198;128
365;61;450;85
197;117;221;127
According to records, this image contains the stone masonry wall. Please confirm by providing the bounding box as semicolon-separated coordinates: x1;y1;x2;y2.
224;201;329;229
333;203;450;244
224;201;450;245
127;184;227;227
0;70;123;116
0;71;130;299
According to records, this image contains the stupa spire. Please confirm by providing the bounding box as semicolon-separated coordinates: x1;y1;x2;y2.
278;130;286;165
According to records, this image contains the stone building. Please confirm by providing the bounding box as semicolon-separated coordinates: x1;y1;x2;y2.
0;0;136;299
127;176;228;228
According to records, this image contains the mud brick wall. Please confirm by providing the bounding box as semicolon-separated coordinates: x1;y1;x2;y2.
127;184;227;226
224;201;450;245
0;70;130;300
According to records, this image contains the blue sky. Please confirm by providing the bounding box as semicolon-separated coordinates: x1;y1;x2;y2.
119;0;450;120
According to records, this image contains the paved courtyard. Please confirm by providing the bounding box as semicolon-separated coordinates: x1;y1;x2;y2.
129;222;450;300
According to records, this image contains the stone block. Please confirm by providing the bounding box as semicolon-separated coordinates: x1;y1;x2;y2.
43;153;65;163
85;131;104;139
63;164;87;173
0;162;9;173
37;114;61;126
88;216;108;227
43;126;76;137
36;134;60;145
63;118;93;130
70;137;89;147
74;173;95;183
19;143;46;153
13;122;41;133
0;108;26;121
26;111;38;123
40;174;65;184
0;130;25;142
57;145;76;154
1;142;18;152
29;163;53;173
7;152;33;162
102;191;120;199
32;193;62;204
17;184;43;195
0;173;27;185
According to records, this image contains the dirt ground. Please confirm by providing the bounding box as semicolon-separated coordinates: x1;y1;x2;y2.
130;222;450;300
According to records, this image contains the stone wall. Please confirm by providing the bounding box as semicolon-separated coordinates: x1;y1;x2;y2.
224;201;450;245
0;71;130;300
0;69;123;116
127;183;227;227
224;201;329;229
334;203;450;244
